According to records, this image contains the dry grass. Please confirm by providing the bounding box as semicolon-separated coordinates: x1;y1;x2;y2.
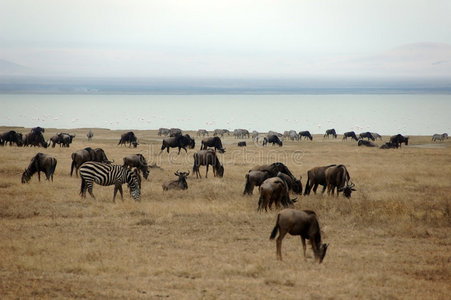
0;126;450;299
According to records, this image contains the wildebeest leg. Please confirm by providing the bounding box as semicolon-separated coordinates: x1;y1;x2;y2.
313;183;318;194
205;164;209;178
276;230;288;260
301;237;307;260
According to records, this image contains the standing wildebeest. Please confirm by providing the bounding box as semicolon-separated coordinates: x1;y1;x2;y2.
238;141;247;147
160;134;195;154
192;149;224;178
21;153;57;183
390;134;409;148
276;172;303;195
263;135;283;146
432;133;448;142
123;154;150;179
243;170;272;195
50;132;75;147
359;132;375;141
0;130;23;146
71;147;111;176
324;129;337;139
197;129;209;137
201;136;225;153
299;131;313;141
31;127;45;134
118;131;138;147
158;128;170;136
270;209;328;263
358;140;377;147
87;130;94;141
23;131;48;148
325;164;355;198
257;177;296;212
162;170;190;191
343;131;358;141
79;162;140;202
304;164;337;195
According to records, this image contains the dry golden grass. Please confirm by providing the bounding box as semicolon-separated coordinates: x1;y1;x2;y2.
0;126;450;299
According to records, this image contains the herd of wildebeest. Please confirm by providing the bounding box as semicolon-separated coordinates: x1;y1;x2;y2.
1;126;448;262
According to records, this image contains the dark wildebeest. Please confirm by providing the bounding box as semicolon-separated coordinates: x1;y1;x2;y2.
238;141;247;147
118;131;138;147
201;136;225;153
325;164;355;198
123;154;150;179
304;164;337;195
71;147;111;176
192;149;224;178
243;162;301;195
21;153;57;183
390;134;409;148
263;135;283;146
359;132;375;141
87;130;94;141
23;131;48;148
197;129;209;137
276;172;303;195
0;130;23;146
50;132;75;147
358;140;377;147
160;134;195;154
343;131;358;141
31;127;45;134
257;177;296;212
380;142;398;149
158;128;170;136
432;133;448;142
299;131;313;141
162;170;190;191
270;209;329;263
324;129;337;139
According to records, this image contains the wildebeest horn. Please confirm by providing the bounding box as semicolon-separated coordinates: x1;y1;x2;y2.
291;198;297;203
175;170;180;176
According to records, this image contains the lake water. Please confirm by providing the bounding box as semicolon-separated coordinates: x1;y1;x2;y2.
1;94;450;135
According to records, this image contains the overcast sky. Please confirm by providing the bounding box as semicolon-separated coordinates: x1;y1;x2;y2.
1;0;451;78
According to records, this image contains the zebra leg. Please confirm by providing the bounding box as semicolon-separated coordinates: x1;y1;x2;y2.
87;183;95;200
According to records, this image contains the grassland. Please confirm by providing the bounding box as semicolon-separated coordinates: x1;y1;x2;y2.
0;126;450;299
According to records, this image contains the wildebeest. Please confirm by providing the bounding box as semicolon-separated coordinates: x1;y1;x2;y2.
31;127;45;134
358;140;377;147
192;149;224;178
432;133;448;142
201;136;225;153
160;134;195;154
270;209;328;263
0;130;23;146
380;142;398;149
243;170;272;195
197;129;209;137
118;131;138;147
257;177;296;212
343;131;358;141
123;154;149;179
263;135;283;146
158;128;170;136
276;172;303;194
50;132;75;147
304;164;336;195
21;153;57;183
299;131;313;141
324;129;337;138
238;141;247;147
390;134;409;148
359;132;375;141
169;128;182;137
71;147;112;176
23;130;48;148
87;130;94;141
325;164;355;198
162;170;190;191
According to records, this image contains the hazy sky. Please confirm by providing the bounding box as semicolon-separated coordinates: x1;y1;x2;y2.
1;0;451;78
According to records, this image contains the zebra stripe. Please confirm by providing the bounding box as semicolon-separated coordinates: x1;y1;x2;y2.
79;161;140;202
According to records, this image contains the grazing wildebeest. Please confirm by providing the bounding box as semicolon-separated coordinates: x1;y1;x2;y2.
160;134;195;154
299;131;313;141
276;172;302;195
158;128;170;136
270;209;328;263
192;149;224;178
79;162;140;202
50;132;75;147
201;136;225;153
118;131;138;147
380;142;398;149
123;154;150;179
324;129;337;139
304;164;337;195
371;132;382;140
23;131;48;148
390;134;409;148
71;147;111;177
162;170;190;191
263;135;283;146
359;132;375;141
238;141;247;147
87;130;94;141
257;177;296;212
432;133;448;142
0;130;23;146
197;129;209;137
343;131;358;141
325;164;355;198
243;170;272;195
358;140;377;147
21;153;57;183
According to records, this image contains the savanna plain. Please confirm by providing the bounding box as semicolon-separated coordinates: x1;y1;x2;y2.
0;126;450;299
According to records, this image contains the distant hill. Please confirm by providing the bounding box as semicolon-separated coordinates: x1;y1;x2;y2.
0;59;31;75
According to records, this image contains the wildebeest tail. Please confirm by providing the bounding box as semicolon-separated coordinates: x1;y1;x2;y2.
243;173;251;195
270;213;281;240
304;175;310;195
70;153;76;176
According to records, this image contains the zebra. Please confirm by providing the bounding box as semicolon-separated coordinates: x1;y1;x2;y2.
79;162;141;202
432;133;448;142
